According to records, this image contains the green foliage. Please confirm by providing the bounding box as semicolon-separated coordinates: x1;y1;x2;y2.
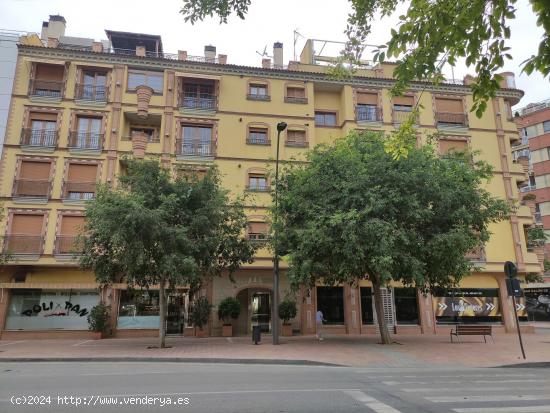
87;303;111;333
278;299;297;324
274;131;508;342
527;226;547;248
217;296;241;324
522;193;537;202
190;296;213;329
180;0;550;116
544;258;550;272
525;272;544;283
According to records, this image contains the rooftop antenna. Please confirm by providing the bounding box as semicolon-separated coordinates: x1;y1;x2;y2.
256;44;270;58
293;29;304;61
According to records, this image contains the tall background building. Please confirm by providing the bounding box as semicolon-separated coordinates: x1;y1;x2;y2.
0;15;544;340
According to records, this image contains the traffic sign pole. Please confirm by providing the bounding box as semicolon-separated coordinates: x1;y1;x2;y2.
510;292;526;360
504;261;526;360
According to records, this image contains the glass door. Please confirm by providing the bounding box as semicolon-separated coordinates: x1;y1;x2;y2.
166;293;184;335
251;292;271;333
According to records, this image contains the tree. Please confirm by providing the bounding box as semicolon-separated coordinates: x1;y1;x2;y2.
274;131;508;344
80;160;256;348
180;0;550;115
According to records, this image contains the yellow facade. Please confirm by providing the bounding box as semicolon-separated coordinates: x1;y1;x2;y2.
0;33;541;339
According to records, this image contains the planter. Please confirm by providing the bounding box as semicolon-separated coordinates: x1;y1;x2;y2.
195;327;209;338
135;85;154;118
184;326;195;337
90;331;104;340
282;324;293;337
222;324;233;337
131;130;148;159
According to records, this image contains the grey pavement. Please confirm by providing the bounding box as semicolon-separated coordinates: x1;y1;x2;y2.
1;362;549;412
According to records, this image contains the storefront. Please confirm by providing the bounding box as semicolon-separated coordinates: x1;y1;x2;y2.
432;288;502;324
523;287;550;322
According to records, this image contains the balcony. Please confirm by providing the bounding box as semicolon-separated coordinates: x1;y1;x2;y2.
13;179;50;200
20;128;58;150
63;181;96;201
3;235;43;256
75;83;108;102
246;184;270;192
246;136;271;146
175;138;215;158
285;140;309;148
436;112;468;129
247;93;270;102
466;246;486;262
68;132;104;151
284;96;308;104
179;92;217;112
535;212;542;224
248;233;269;243
356;106;383;123
55;235;84;256
393;110;417;124
520;185;536;193
28;79;64;99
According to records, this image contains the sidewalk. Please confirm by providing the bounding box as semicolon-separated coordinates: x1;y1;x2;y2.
0;332;549;368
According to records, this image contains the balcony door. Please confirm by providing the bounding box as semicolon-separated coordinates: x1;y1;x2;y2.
181;125;213;157
182;81;214;109
30;120;56;146
75;117;101;149
81;71;107;100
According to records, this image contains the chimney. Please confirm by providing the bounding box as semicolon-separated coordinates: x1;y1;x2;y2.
218;54;227;64
40;21;48;40
178;50;188;60
204;45;216;62
273;42;283;68
45;15;66;40
262;58;271;69
92;42;103;53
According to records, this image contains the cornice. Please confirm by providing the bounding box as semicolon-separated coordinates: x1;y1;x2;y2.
18;45;524;101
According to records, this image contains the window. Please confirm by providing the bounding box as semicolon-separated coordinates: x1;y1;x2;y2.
14;160;51;198
56;215;85;255
128;70;164;93
70;116;102;150
315;111;337;127
439;139;468;155
286;130;307;147
247;222;268;241
118;290;160;329
285;87;307;103
181;81;215;109
77;70;107;100
248;83;269;100
24;113;57;147
30;63;64;97
179;125;213;157
535;174;550;189
394;288;419;324
360;287;374;325
356;92;380;121
435;97;467;126
65;163;98;200
247;127;269;145
316;287;344;324
4;214;44;254
544;120;550;133
248;174;269;191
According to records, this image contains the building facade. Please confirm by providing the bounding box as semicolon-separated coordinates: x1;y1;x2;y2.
0;16;543;340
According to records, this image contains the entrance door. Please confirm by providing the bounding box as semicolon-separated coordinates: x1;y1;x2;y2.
251;291;271;333
166;294;184;335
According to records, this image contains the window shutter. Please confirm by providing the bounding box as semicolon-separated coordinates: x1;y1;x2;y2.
19;161;51;179
248;222;268;234
60;216;85;235
393;96;414;106
288;130;306;141
435;98;463;113
35;64;64;80
287;87;305;98
440;139;468;154
67;164;98;181
357;92;378;105
29;112;58;122
11;214;44;234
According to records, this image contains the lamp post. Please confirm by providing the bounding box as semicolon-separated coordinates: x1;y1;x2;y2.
272;121;287;345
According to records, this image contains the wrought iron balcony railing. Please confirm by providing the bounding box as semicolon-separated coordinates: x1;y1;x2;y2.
179;92;216;110
75;83;108;101
13;179;51;198
246;184;270;192
68;132;104;150
3;235;43;255
28;78;64;98
175;138;216;157
246;136;271;145
55;235;84;255
20;128;58;148
392;110;417;124
284;96;308;104
285;139;309;148
63;181;96;200
356;106;383;122
436;112;469;127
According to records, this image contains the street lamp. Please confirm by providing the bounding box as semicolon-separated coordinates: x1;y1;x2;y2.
272;121;287;345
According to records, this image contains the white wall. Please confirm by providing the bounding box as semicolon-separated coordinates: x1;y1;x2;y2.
0;32;20;148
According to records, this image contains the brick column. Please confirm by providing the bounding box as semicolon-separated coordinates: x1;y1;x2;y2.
0;288;11;337
300;286;316;335
162;71;175;168
344;284;361;334
417;289;436;334
497;274;517;333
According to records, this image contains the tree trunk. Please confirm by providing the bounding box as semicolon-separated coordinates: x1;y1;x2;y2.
158;278;167;349
372;275;392;345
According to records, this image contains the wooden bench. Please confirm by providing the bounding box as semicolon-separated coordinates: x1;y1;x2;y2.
450;324;493;343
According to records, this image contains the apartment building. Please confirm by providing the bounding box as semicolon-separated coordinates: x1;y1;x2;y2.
0;15;543;340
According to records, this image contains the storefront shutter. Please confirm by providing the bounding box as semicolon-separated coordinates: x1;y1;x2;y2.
435;98;463;113
11;214;44;235
357;92;378;105
67;163;98;181
19;161;51;179
60;216;85;235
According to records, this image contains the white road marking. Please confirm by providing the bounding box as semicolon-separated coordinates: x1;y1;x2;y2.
226;337;234;343
383;379;545;386
402;386;548;393
344;390;402;413
0;340;26;347
71;340;93;347
453;406;550;413
428;395;550;403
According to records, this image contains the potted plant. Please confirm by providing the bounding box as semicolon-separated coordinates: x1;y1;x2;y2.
278;299;297;337
217;297;241;337
87;303;111;339
189;296;212;338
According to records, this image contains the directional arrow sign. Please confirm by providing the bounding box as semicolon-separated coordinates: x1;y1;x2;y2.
516;303;526;311
485;303;496;311
438;303;448;310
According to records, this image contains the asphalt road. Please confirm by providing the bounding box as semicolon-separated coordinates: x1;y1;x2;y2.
0;362;549;413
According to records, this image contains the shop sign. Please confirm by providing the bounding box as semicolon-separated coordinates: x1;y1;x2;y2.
434;296;501;317
522;288;550;321
21;300;89;317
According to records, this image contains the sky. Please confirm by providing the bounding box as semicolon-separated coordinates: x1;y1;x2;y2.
1;0;548;108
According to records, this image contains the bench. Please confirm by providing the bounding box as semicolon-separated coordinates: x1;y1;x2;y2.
450;324;493;343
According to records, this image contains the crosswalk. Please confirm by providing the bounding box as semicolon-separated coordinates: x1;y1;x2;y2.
351;369;550;413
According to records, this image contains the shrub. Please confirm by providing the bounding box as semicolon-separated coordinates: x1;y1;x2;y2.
87;303;111;333
278;299;297;325
217;297;241;325
189;297;212;329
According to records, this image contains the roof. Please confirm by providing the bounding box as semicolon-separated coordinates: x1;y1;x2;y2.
105;30;163;53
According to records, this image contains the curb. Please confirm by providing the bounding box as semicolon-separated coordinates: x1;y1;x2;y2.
0;357;343;367
495;362;550;368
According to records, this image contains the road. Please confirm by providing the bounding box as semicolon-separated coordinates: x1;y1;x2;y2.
0;362;549;412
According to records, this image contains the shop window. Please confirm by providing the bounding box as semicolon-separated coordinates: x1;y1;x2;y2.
433;288;502;324
360;287;374;324
128;70;164;93
394;287;419;324
316;286;344;325
315;111;337;127
5;289;99;330
118;290;160;329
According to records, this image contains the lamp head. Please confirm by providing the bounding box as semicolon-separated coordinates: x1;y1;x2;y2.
277;122;288;132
